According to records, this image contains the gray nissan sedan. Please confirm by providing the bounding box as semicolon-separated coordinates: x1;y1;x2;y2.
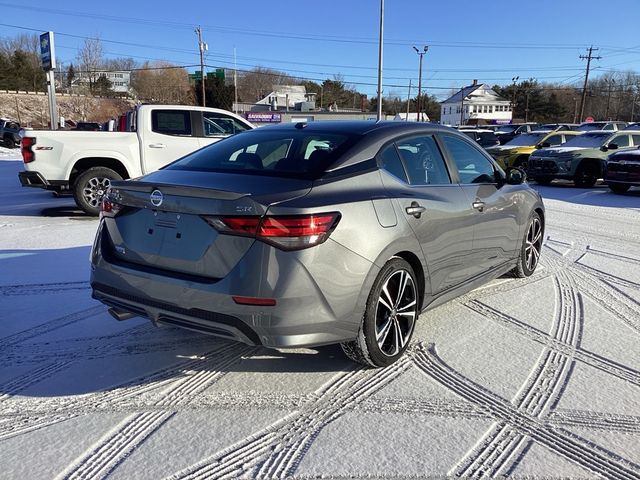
90;121;544;367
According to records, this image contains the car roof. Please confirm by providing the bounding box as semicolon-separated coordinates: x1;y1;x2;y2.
260;120;455;136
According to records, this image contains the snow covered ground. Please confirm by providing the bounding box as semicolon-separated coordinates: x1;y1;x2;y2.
1;149;639;479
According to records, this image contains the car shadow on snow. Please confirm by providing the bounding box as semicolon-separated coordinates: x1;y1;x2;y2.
531;181;640;208
1;246;355;398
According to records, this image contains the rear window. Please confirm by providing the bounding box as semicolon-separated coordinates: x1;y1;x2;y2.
166;128;358;179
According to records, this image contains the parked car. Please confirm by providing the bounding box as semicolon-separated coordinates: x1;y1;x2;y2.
0;118;21;148
527;130;640;186
460;128;500;148
487;130;583;170
75;122;102;131
538;123;577;131
623;122;640;130
575;121;628;132
18;105;254;215
605;147;640;194
90;121;545;367
495;123;539;145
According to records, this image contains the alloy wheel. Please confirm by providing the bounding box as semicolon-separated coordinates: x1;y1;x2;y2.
82;177;112;209
375;269;417;357
525;217;542;271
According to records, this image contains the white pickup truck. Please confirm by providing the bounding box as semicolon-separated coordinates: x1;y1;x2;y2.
18;104;254;215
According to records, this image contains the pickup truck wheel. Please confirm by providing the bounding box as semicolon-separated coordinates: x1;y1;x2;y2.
73;167;122;216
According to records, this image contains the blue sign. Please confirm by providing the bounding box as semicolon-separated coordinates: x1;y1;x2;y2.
40;32;56;70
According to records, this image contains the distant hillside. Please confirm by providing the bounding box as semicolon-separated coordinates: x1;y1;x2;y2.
0;91;135;128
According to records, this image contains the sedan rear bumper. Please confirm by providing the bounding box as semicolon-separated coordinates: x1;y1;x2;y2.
90;221;376;349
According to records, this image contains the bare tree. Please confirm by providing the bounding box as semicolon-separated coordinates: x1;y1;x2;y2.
237;67;297;102
77;36;104;92
131;61;193;104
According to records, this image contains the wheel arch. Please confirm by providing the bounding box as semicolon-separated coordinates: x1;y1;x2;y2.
69;157;130;186
392;251;427;311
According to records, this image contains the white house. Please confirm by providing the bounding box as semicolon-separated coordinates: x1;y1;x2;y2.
75;70;131;93
440;80;512;126
393;112;430;122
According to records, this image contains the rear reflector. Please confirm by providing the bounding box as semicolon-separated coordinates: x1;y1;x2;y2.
21;137;35;163
232;296;276;306
204;213;340;251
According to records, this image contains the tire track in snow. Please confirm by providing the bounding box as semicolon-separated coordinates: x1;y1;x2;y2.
0;361;74;401
56;342;255;480
166;357;411;480
451;270;582;478
0;281;90;296
0;305;105;349
550;410;640;435
411;343;640;480
465;301;640;387
0;343;238;442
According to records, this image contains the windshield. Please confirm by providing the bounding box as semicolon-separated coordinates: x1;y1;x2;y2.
496;125;518;134
503;133;547;146
561;132;610;148
576;122;606;131
165;128;359;179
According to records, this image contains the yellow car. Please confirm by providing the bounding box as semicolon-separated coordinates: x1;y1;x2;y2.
486;130;583;170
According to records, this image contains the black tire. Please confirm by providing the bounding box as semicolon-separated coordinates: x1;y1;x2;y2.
510;212;543;278
534;176;553;186
73;167;122;216
341;258;419;368
513;156;529;171
3;135;16;148
608;183;630;194
574;162;598;188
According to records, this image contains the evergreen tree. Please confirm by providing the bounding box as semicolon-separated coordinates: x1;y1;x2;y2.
67;64;76;88
194;77;234;110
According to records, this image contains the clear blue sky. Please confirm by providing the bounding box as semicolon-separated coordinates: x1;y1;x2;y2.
1;0;639;100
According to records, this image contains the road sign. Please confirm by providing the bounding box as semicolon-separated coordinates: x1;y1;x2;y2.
39;32;56;70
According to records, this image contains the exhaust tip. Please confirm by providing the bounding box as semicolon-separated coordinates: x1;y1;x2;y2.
108;307;137;321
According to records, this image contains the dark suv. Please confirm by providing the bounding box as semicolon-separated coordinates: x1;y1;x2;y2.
495;123;539;145
605;148;640;194
0;119;21;148
460;129;500;148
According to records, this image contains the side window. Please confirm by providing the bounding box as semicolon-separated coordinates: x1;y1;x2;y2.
396;136;451;186
442;135;497;184
603;123;615;131
632;135;640;146
546;134;563;146
378;144;408;183
203;112;250;137
151;110;192;136
611;135;629;147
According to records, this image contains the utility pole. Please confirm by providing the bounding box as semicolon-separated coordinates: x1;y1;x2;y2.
406;79;412;119
511;76;519;120
579;46;601;122
233;47;238;114
195;26;207;107
605;78;615;120
460;83;465;126
631;93;638;122
413;46;428;121
376;0;384;121
524;90;530;123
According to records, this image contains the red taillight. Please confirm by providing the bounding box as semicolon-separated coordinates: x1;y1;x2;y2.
100;195;123;219
232;296;276;306
21;137;35;163
204;213;340;250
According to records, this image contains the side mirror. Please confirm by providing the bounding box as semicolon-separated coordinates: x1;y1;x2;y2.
505;167;525;185
540;142;551;148
608;143;619;150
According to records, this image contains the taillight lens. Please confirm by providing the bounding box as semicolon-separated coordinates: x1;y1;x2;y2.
21;137;35;163
100;192;123;219
205;213;340;251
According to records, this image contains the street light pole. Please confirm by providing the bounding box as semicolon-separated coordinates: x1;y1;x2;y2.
376;0;384;121
605;79;615;120
511;76;519;121
413;46;428;121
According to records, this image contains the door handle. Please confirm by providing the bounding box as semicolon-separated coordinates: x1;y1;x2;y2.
149;143;166;149
405;202;426;218
472;201;485;212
